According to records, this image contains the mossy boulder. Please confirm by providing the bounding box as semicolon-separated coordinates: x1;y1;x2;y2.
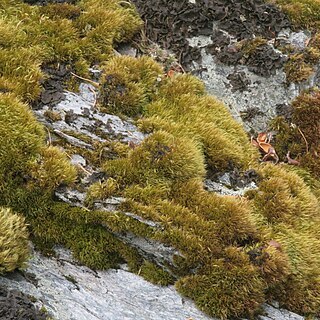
0;207;29;274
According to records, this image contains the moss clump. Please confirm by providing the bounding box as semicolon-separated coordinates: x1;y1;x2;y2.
247;164;320;314
270;0;320;30
100;56;163;117
104;130;206;185
270;88;320;179
250;164;319;223
284;53;314;83
176;253;265;320
144;94;257;171
0;207;29;274
0;93;44;185
29;146;77;191
139;261;174;286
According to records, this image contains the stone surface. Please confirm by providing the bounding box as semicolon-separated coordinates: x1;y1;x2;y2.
0;248;307;320
0;248;213;320
187;33;312;133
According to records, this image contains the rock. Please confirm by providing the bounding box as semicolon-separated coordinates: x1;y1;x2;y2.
259;304;305;320
187;34;299;132
0;248;213;320
70;154;87;167
288;31;312;51
0;248;308;320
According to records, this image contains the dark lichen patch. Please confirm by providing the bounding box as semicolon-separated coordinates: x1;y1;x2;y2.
240;107;264;122
227;71;251;92
240;38;287;77
132;0;290;71
0;287;47;320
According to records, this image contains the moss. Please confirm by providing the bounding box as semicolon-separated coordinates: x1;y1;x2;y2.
158;73;205;99
250;164;319;223
76;0;142;62
85;178;119;207
0;93;45;185
284;54;314;83
139;261;174;286
99;56;163;117
176;254;265;320
39;3;81;20
270;89;320;179
44;110;62;122
104;130;206;185
147;94;257;171
270;0;320;30
0;0;142;101
240;37;268;56
247;164;320;314
0;207;30;274
28;146;77;191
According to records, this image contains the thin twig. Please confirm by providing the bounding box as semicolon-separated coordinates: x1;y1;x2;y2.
88;85;97;109
65;151;92;175
45;126;52;146
70;72;100;87
297;127;309;153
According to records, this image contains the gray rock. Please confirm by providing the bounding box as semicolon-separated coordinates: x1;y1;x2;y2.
288;31;311;51
187;34;318;133
71;154;87;167
259;304;305;320
0;248;306;320
0;248;213;320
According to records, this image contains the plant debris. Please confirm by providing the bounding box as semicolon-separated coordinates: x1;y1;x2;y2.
251;132;279;163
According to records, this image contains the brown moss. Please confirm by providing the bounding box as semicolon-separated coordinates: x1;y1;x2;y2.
284;54;314;83
271;89;320;179
270;0;320;30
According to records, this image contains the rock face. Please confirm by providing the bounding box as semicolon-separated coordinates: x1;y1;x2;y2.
0;248;305;320
132;0;319;133
187;34;298;132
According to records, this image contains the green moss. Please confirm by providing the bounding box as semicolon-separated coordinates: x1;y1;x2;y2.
240;37;268;56
176;252;265;320
0;93;45;185
28;146;77;191
85;178;119;207
145;94;257;171
270;89;320;179
139;261;174;286
270;0;320;30
104;130;206;185
99;56;163;117
0;207;29;274
0;0;142;101
247;164;320;313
